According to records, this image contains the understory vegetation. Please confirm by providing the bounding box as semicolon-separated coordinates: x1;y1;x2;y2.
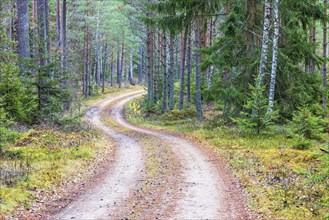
125;98;329;219
0;87;127;217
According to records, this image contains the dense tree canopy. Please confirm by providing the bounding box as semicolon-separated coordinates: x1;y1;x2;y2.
0;0;328;133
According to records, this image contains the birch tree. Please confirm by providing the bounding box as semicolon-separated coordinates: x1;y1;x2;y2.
256;0;271;87
267;0;280;113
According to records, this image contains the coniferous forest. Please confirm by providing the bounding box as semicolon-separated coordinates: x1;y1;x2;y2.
1;0;329;219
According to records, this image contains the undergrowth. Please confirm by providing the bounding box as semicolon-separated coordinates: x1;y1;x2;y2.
125;100;329;219
0;129;110;216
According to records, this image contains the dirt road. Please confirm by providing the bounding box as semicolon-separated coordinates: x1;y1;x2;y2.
54;89;247;219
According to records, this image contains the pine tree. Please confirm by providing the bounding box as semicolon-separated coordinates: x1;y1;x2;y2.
17;0;30;75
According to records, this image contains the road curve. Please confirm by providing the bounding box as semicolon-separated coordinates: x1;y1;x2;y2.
112;92;239;219
53;90;145;220
53;89;246;219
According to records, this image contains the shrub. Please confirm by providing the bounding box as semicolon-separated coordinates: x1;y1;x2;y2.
234;84;278;134
160;108;196;121
292;135;313;150
289;105;325;141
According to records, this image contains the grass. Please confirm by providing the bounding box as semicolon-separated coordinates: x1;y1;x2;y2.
0;129;111;216
125;100;329;219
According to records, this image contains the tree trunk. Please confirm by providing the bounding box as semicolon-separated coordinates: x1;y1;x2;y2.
154;31;160;101
138;46;143;84
121;42;125;84
45;0;50;64
32;0;38;67
323;0;328;106
129;49;133;84
83;0;90;98
37;0;46;67
162;31;168;113
169;33;175;110
61;0;67;71
103;43;108;93
117;46;121;87
3;0;13;50
267;0;280;113
187;29;192;103
110;50;114;86
17;0;31;75
179;27;188;110
147;24;154;102
195;18;203;119
95;6;101;86
56;0;61;56
256;0;271;87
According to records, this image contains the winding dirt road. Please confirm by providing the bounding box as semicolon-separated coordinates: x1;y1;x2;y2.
54;89;248;219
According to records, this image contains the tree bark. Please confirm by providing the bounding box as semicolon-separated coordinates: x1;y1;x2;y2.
17;0;31;75
120;42;125;84
138;46;143;84
110;49;114;86
37;0;46;67
162;31;168;113
32;0;38;66
147;23;154;102
2;0;13;49
61;0;67;71
179;27;188;110
323;0;328;106
256;0;271;87
187;29;192;103
129;49;133;84
96;5;101;86
83;0;90;98
117;46;122;87
267;0;280;113
103;43;108;93
45;0;50;64
56;0;61;57
195;18;203;119
169;32;175;110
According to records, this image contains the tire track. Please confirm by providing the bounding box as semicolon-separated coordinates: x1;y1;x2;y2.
53;91;145;220
112;93;244;219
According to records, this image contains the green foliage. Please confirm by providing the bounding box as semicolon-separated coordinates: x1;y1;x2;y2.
289;105;325;141
198;0;324;120
0;98;18;154
140;97;162;115
34;62;73;124
234;85;278;134
160;108;196;121
0;62;37;124
291;134;313;150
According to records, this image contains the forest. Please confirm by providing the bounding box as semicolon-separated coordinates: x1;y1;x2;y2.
1;0;329;219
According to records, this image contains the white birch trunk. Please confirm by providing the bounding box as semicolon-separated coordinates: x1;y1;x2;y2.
267;0;280;113
256;0;271;87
